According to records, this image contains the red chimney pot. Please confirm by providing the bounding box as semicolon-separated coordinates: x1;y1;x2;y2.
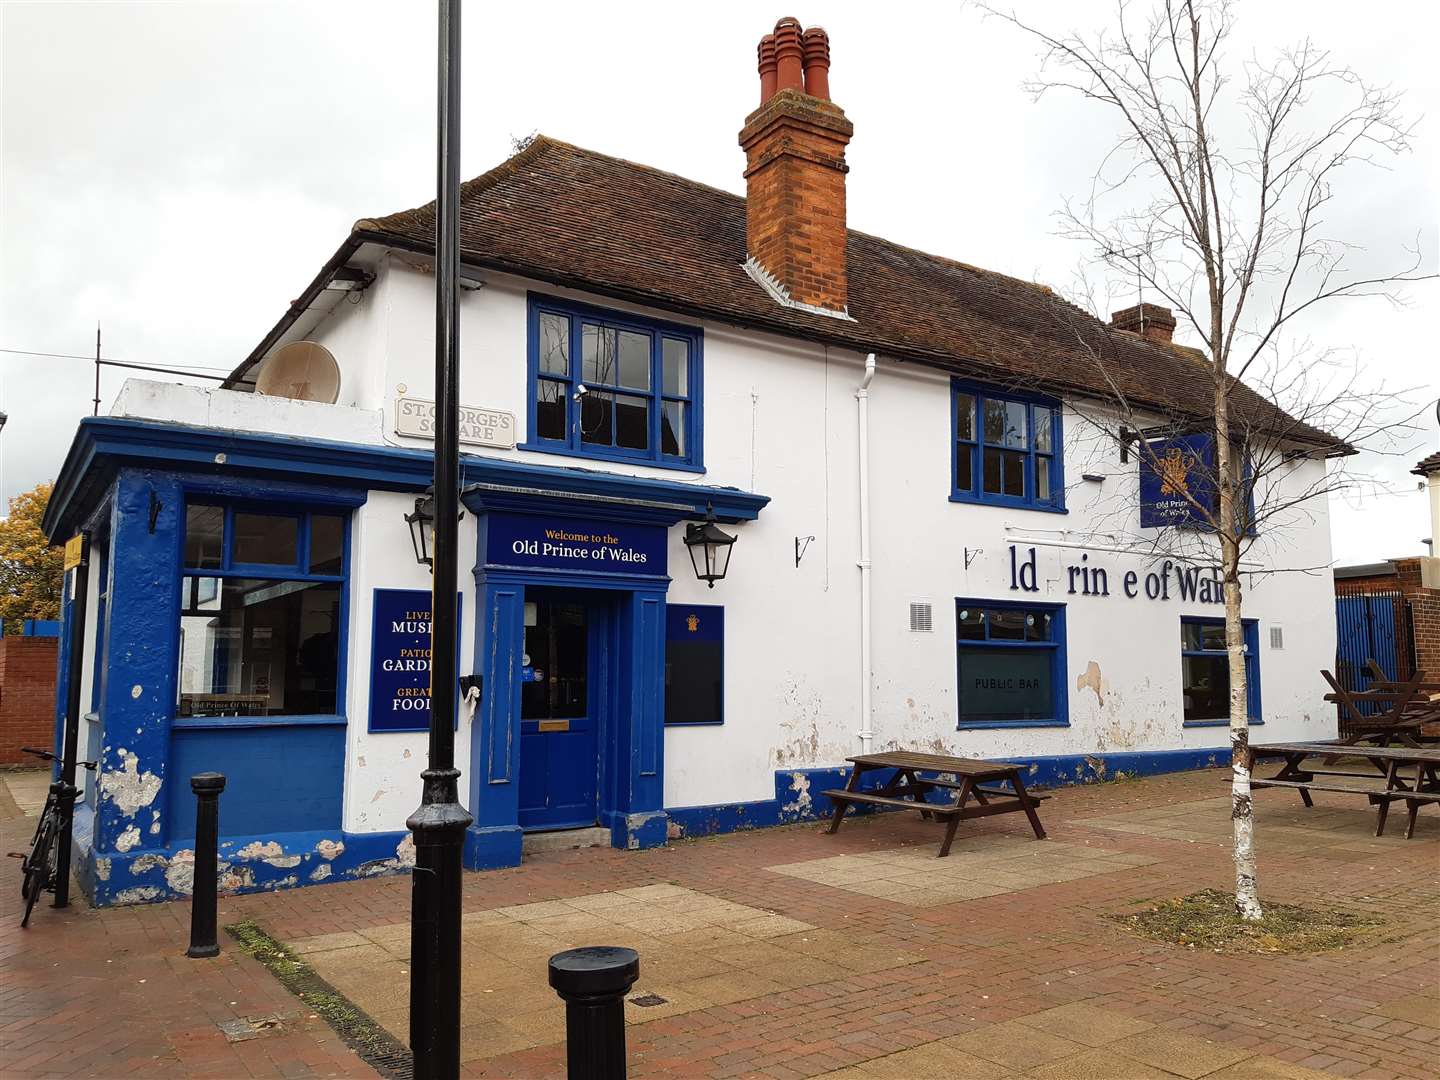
773;17;804;93
801;27;830;100
758;34;778;103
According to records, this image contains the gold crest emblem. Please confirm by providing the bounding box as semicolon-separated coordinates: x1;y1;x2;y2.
686;614;700;633
1158;447;1191;497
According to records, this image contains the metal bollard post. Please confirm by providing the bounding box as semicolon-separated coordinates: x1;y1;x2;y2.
548;946;639;1080
186;773;226;959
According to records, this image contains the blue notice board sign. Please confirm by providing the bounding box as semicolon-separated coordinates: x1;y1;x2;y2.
368;588;463;733
485;512;667;575
1139;434;1216;528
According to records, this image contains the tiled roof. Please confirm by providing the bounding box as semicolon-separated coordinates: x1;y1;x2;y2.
1413;451;1440;476
352;136;1341;452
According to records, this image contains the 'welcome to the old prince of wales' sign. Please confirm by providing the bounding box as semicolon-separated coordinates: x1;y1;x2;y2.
486;512;667;575
368;588;464;733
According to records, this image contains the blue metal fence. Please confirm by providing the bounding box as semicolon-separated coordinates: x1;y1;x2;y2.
1334;590;1414;719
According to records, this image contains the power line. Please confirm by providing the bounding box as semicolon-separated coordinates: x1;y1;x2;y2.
0;346;232;374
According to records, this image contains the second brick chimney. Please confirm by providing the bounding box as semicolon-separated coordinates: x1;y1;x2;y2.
1110;302;1177;344
740;17;854;318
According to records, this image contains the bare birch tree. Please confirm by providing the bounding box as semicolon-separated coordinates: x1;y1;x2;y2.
985;0;1434;919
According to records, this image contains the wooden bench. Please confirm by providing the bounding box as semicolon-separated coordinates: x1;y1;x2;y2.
822;751;1047;857
1250;741;1440;839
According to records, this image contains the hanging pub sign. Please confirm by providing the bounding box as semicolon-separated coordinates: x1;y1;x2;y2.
368;588;463;733
1139;434;1217;528
485;512;667;575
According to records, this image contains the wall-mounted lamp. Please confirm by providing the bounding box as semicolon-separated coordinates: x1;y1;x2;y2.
683;503;737;589
405;489;463;569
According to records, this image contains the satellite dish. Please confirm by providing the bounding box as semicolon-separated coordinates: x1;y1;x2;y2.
255;341;341;404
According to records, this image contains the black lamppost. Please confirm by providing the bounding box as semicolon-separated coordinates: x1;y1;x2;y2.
407;2;472;1077
682;504;737;588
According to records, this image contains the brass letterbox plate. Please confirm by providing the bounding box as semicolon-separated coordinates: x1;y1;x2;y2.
537;719;570;733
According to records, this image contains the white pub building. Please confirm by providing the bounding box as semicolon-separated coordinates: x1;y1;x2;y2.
43;19;1342;905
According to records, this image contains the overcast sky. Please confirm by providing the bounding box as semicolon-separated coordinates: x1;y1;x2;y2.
2;0;1435;564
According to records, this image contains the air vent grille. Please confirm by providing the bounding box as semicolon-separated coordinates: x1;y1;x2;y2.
909;602;933;632
1269;626;1284;650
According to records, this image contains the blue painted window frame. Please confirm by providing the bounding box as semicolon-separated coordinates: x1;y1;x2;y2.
174;500;351;726
954;598;1069;729
951;379;1065;512
1180;616;1262;726
522;293;705;472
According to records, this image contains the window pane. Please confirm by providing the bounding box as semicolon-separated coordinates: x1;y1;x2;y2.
958;646;1054;723
617;330;651;390
987;608;1027;641
582;323;617;385
615;393;650;450
177;578;340;717
662;338;689;396
1184;621;1227;652
955;393;975;441
539;312;569;375
957;606;985;640
1026;610;1053;642
184;505;224;569
536;378;567;440
580;390;613;446
521;599;588;721
661;400;686;457
309;515;344;575
1037;455;1051;501
232;513;298;567
1034;406;1053;452
1182;654;1229;722
1002;450;1026;497
984;398;1027;448
956;444;973;491
983;447;1003;494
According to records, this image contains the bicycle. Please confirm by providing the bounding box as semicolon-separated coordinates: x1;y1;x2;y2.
9;747;95;927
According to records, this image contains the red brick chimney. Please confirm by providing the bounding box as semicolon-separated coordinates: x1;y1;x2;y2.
740;17;853;317
1111;302;1177;344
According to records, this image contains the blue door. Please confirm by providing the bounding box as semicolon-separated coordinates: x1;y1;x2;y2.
518;593;605;830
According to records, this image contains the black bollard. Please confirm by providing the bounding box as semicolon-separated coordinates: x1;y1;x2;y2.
548;946;639;1080
186;772;226;959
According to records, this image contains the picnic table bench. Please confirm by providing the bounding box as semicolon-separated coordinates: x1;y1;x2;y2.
1250;741;1440;839
1320;669;1440;748
822;751;1047;857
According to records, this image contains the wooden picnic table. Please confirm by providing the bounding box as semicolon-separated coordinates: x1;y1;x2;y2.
822;751;1047;858
1320;670;1440;747
1250;741;1440;839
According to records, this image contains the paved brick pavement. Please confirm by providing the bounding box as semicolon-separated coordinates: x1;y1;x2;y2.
3;767;1436;1079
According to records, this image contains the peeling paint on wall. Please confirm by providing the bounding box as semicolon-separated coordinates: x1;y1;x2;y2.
115;825;141;852
315;838;344;860
113;886;163;904
165;850;195;894
99;749;163;816
1076;660;1105;705
236;840;302;868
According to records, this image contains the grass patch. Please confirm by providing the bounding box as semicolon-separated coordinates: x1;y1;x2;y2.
1109;889;1384;955
226;920;413;1078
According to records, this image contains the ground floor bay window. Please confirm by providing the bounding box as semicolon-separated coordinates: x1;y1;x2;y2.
177;503;349;719
955;600;1068;728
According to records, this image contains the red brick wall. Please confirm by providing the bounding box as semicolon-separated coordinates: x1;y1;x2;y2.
740;89;854;313
1411;591;1440;679
0;637;59;766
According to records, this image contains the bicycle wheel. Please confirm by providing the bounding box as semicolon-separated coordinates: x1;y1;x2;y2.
20;814;56;929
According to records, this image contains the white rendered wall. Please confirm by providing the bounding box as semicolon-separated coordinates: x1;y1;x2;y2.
142;258;1339;828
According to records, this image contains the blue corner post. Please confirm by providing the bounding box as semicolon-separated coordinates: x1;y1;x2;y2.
605;589;669;850
88;471;183;871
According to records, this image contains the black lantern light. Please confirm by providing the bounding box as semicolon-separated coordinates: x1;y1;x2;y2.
405;494;436;567
683;503;737;588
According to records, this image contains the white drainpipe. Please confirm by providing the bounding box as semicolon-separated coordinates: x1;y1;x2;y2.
856;353;877;753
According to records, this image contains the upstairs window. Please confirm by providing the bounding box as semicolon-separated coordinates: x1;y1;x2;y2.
177;503;349;720
526;295;703;470
952;382;1064;511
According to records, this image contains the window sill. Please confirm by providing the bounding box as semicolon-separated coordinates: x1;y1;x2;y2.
172;714;347;731
1183;718;1263;728
664;720;725;728
956;718;1070;730
518;440;706;475
949;493;1068;515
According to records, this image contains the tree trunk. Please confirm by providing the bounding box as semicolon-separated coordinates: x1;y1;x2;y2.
1212;383;1263;922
